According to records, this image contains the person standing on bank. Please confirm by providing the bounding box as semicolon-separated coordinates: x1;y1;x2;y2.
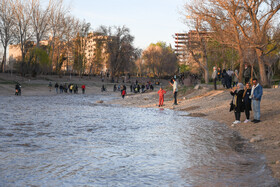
212;66;217;90
169;78;178;105
230;83;245;125
157;87;167;107
243;82;252;123
244;64;251;84
233;69;239;87
250;78;263;123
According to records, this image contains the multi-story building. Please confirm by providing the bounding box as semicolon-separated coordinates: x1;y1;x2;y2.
174;33;188;65
84;32;109;74
174;30;212;66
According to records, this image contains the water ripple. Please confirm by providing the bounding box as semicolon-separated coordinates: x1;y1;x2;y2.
0;95;278;186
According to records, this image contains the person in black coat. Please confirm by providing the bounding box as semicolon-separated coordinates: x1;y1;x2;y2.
222;69;231;89
243;82;252;123
230;83;245;124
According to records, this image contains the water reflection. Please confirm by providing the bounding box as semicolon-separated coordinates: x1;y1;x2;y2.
0;95;278;186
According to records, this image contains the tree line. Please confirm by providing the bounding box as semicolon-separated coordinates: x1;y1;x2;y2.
184;0;280;86
0;0;178;79
0;0;86;75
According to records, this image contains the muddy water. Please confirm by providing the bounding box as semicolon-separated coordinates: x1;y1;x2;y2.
0;95;278;186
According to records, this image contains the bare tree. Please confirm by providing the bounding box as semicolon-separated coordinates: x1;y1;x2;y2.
12;0;33;74
143;42;177;78
73;20;90;76
0;0;15;72
134;48;143;77
99;25;136;82
60;15;79;73
30;0;53;48
181;15;211;83
184;0;280;85
239;0;280;85
142;45;160;76
184;0;248;82
48;0;68;72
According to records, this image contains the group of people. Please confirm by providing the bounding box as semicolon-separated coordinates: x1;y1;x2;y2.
53;82;86;94
230;78;263;125
129;81;154;94
156;70;263;125
212;64;252;90
212;67;239;90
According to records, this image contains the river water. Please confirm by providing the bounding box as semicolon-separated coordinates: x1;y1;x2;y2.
0;95;278;186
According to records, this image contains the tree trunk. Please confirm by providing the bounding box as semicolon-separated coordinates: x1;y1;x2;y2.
203;51;209;84
1;46;7;73
204;68;209;84
50;41;55;74
255;48;268;86
237;45;245;83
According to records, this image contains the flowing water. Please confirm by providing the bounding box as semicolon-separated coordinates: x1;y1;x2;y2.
0;95;278;186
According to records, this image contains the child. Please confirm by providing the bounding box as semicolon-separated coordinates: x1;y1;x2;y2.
157;87;167;107
121;85;126;99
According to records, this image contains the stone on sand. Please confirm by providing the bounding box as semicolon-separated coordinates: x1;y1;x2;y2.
250;135;264;143
194;84;201;90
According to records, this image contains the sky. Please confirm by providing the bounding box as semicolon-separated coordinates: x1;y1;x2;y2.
63;0;188;49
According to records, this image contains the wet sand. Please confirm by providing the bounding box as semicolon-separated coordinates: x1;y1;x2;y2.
1;73;279;180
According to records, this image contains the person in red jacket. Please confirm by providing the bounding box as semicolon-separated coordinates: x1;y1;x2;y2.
81;85;86;94
157;87;166;107
121;85;126;99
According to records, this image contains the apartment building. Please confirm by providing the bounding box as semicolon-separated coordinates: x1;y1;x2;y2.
175;30;212;65
84;32;109;74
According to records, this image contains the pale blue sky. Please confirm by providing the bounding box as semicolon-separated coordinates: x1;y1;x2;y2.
64;0;188;49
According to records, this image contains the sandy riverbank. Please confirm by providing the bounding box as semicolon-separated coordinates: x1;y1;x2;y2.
1;73;279;180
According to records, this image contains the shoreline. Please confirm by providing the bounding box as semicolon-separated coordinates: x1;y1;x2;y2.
106;81;280;181
1;73;279;181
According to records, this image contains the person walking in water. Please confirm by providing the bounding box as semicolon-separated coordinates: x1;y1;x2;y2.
121;85;126;99
81;84;86;94
169;78;178;105
250;78;263;123
55;83;59;94
157;87;167;107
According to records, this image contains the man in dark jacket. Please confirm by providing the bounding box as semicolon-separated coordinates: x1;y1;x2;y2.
243;64;251;84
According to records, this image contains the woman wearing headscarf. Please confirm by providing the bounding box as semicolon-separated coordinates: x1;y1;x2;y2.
230;83;245;124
